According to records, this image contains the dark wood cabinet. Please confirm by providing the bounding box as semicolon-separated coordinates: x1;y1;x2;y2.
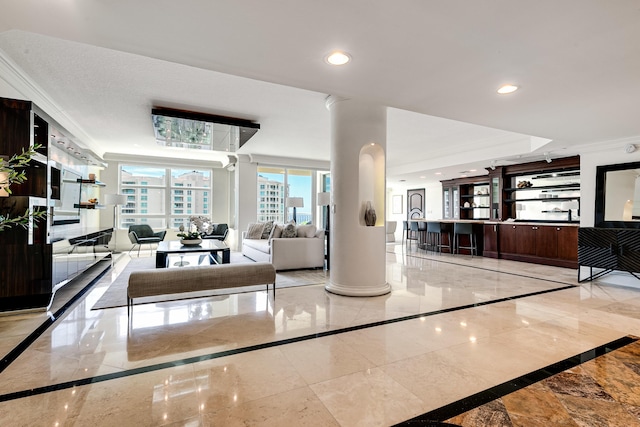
498;224;518;255
556;226;578;261
534;225;558;258
442;177;490;220
498;223;577;268
483;224;499;258
516;225;538;256
502;156;580;223
0;98;53;311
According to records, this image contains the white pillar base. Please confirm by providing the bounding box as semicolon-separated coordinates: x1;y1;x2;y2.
325;281;391;297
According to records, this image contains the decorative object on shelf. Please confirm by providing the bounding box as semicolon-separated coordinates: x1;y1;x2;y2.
364;200;376;226
464;201;471;208
517;180;533;188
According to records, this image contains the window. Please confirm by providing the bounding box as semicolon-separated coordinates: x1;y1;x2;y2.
256;167;322;224
119;165;212;229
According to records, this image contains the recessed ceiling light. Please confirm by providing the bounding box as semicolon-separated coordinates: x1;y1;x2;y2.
497;84;519;94
419;176;426;179
325;51;351;66
435;172;442;175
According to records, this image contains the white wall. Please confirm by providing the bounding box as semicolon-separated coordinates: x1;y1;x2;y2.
386;181;443;241
234;155;258;252
579;143;640;227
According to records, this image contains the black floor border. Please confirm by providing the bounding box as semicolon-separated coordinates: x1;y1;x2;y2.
394;335;638;426
396;248;577;287
0;259;112;375
0;283;574;403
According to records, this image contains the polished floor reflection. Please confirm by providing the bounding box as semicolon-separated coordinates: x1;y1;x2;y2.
1;245;640;426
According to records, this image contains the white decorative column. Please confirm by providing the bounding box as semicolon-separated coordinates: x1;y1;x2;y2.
325;96;390;296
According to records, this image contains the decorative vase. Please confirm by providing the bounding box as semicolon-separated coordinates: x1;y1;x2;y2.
180;238;202;246
364;201;376;226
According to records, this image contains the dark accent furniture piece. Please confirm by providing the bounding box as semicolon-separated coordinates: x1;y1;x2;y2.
202;223;229;241
594;160;640;229
578;227;640;282
155;240;231;268
128;225;167;256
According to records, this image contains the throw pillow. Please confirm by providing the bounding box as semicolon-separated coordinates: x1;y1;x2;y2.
296;224;316;238
281;221;297;238
270;224;283;239
261;220;274;239
246;222;265;239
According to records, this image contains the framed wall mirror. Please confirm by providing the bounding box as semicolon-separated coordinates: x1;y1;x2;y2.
595;160;640;228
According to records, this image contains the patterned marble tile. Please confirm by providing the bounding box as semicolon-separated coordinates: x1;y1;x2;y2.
444;339;640;427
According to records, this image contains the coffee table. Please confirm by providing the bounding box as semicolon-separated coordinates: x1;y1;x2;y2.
155;240;231;268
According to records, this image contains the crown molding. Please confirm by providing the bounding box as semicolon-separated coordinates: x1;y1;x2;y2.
248;153;330;170
0;47;101;156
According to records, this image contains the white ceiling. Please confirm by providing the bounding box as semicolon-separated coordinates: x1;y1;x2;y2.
1;1;639;186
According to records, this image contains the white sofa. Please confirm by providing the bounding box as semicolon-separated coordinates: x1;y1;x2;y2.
242;222;325;271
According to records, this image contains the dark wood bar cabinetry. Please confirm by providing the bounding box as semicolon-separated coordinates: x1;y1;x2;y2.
497;223;578;268
0;97;110;311
440;156;580;268
0;98;53;311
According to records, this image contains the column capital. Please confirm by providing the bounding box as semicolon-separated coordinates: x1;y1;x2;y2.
324;95;348;110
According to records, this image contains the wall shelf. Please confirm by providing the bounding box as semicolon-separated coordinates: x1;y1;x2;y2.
505;197;580;203
77;178;106;187
74;203;104;209
505;183;580;192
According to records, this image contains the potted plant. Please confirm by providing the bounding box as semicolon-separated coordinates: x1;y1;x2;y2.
0;144;47;232
177;230;203;246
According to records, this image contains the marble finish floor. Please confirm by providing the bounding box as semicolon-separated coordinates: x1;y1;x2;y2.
1;245;640;426
444;337;640;426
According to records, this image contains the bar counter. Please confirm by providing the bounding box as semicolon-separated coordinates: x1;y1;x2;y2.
407;219;579;268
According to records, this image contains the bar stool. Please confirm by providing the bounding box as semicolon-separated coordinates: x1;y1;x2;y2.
425;221;441;252
453;222;478;256
402;220;409;245
408;221;419;249
417;221;428;250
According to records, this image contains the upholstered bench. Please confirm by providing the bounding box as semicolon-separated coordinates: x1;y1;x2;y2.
127;262;276;316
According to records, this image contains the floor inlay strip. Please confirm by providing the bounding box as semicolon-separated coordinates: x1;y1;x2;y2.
0;259;112;374
394;335;638;426
0;283;575;403
400;250;577;286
